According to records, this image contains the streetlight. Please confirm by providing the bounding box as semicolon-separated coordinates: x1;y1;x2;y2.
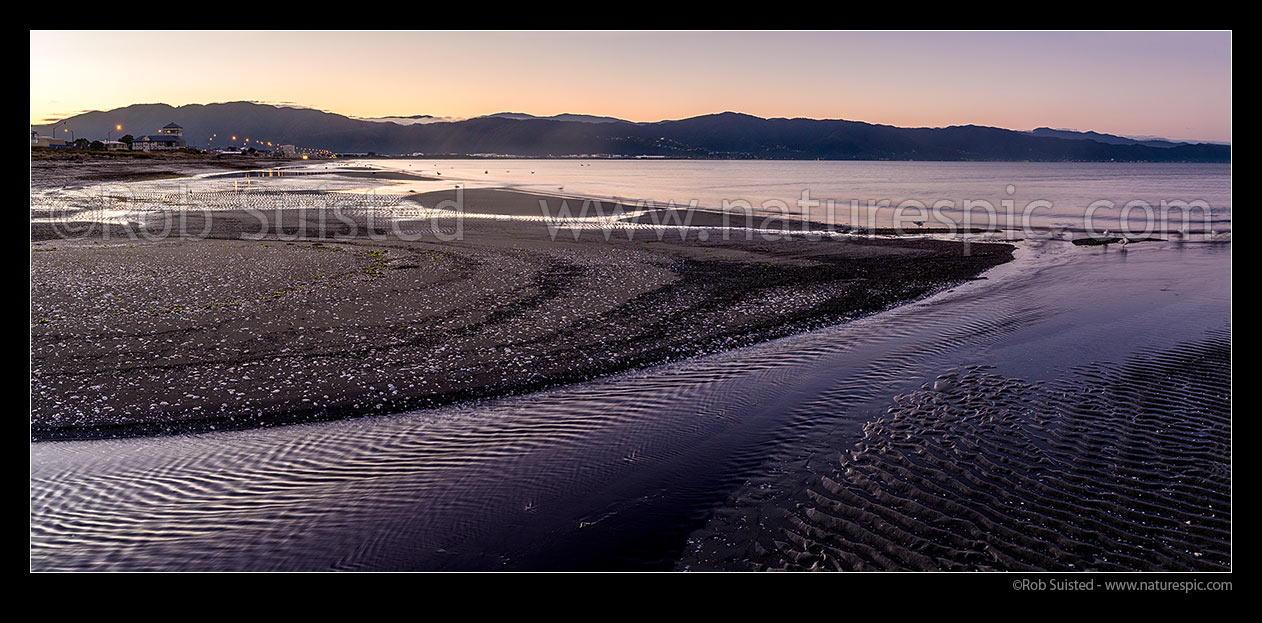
109;124;121;141
48;119;69;141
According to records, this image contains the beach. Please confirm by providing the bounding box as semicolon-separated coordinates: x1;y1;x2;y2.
30;150;305;192
31;165;1011;439
29;157;1229;572
29;29;1231;576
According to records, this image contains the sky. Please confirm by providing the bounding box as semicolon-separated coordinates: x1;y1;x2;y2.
29;31;1232;142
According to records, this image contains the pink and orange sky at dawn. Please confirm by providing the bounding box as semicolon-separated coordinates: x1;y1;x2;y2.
29;30;1231;143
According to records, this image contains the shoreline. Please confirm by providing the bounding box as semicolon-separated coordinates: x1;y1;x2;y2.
29;159;1229;573
30;151;316;192
31;237;1013;441
31;166;1014;441
31;236;1229;571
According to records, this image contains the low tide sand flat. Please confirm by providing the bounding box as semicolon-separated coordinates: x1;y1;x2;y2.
680;330;1231;572
30;152;301;191
28;158;1230;572
28;30;1232;575
29;241;1231;572
30;172;1012;440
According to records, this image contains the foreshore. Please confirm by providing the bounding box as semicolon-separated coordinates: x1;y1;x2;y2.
31;162;1014;440
30;150;316;191
29;159;1230;574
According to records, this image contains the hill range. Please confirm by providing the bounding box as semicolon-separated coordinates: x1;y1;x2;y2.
33;101;1231;162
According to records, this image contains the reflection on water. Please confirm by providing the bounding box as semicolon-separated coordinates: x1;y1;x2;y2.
683;333;1231;571
34;160;1231;241
30;240;1230;571
346;159;1231;235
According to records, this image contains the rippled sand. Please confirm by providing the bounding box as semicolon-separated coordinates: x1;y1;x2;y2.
30;159;1230;572
31;188;1011;439
680;330;1231;571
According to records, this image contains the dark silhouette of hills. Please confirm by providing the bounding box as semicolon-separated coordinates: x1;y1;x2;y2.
33;102;1231;162
1023;127;1191;149
482;112;629;124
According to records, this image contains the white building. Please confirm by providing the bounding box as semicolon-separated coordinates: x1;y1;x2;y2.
30;130;66;148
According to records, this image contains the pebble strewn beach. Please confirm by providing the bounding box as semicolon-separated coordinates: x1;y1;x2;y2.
31;167;1012;439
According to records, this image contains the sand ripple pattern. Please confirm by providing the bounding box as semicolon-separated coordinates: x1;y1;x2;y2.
681;329;1231;571
30;243;1230;571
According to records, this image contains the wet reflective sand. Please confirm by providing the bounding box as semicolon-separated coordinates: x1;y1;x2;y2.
31;239;1230;571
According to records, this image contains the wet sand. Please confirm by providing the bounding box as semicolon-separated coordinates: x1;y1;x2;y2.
30;235;1231;572
622;207;995;235
29;160;1230;573
31;184;1013;440
30;151;307;191
680;330;1231;571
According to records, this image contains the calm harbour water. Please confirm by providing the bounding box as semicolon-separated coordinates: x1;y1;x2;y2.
358;159;1231;234
30;161;1231;571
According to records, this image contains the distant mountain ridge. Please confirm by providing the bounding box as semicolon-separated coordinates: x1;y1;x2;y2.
1024;127;1176;149
32;102;1231;162
356;114;460;125
481;112;630;124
